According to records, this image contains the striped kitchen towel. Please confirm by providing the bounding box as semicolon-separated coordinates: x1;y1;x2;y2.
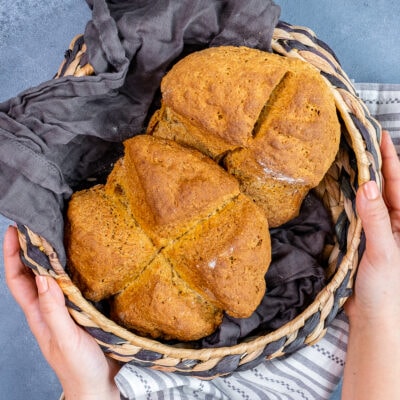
115;312;348;400
355;82;400;155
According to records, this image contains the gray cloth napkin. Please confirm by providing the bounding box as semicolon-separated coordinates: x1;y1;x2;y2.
0;0;281;265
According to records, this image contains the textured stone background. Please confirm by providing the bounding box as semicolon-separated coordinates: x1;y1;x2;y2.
0;1;398;398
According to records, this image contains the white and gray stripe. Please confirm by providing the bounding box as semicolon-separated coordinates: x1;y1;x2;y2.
115;312;348;400
355;82;400;154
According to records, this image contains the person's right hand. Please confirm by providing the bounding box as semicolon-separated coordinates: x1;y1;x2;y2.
345;130;400;326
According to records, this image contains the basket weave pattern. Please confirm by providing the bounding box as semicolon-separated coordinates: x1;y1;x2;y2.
18;21;382;378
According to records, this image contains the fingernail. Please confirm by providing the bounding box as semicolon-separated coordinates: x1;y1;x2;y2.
363;181;379;200
36;275;49;294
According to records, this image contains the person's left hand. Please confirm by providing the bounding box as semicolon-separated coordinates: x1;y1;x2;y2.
3;225;120;400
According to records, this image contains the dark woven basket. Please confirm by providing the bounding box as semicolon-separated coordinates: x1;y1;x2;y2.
18;21;382;379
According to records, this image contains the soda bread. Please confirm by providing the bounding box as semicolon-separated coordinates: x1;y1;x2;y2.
65;135;271;341
148;46;341;226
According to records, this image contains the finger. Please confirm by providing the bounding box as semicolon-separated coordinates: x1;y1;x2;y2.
380;131;400;241
3;226;53;342
381;131;400;210
3;226;39;313
356;180;397;262
35;275;82;346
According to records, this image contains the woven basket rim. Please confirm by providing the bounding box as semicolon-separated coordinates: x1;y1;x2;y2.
20;214;362;361
17;20;383;375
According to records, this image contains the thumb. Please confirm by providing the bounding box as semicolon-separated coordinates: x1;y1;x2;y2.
356;180;396;261
35;275;78;341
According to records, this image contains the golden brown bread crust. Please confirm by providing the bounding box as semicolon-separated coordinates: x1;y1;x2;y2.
111;254;223;341
121;134;240;247
147;46;341;226
163;194;268;318
65;135;271;341
64;183;157;302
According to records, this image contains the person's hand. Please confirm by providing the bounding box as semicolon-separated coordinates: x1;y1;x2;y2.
3;226;120;400
345;130;400;327
342;130;400;400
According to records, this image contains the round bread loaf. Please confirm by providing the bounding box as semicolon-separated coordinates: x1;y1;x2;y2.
64;135;271;341
147;46;341;227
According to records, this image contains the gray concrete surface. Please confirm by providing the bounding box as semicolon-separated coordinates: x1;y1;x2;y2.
279;0;400;84
0;1;399;399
